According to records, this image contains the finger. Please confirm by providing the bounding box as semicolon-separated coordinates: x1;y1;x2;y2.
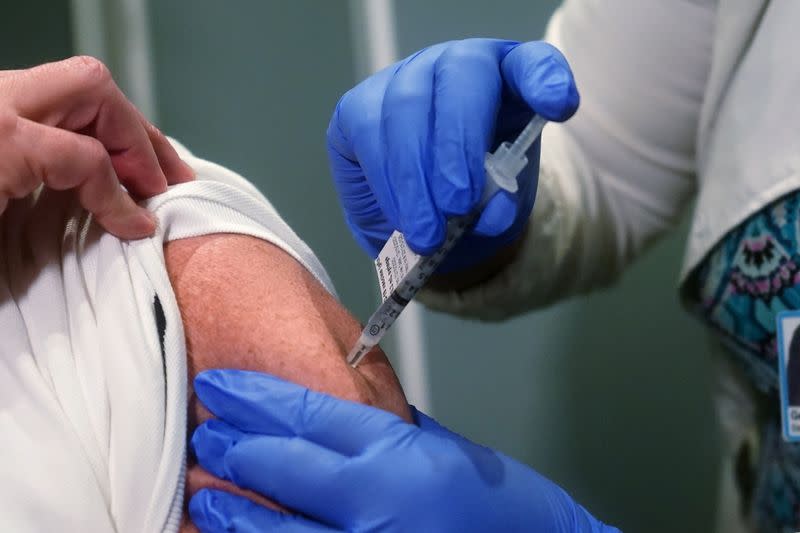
91;83;169;197
475;128;540;238
429;39;517;219
325;109;390;256
501;41;580;122
138;114;195;185
473;188;518;236
325;147;389;256
12;117;155;239
0;115;45;204
327;62;397;163
328;65;405;242
381;45;449;254
3;56;169;197
194;370;411;454
0;57;109;125
191;420;252;481
190;490;339;533
192;421;351;520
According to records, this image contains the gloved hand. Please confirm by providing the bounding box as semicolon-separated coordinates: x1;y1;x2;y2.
188;370;619;533
327;38;579;273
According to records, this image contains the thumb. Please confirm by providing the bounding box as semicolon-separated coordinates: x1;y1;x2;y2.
501;41;580;122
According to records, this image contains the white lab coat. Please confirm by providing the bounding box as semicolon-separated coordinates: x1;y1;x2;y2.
420;1;800;531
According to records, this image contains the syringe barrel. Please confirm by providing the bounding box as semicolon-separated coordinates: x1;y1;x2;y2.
349;115;548;368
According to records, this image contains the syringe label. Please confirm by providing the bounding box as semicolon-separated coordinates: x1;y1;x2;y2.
374;231;423;302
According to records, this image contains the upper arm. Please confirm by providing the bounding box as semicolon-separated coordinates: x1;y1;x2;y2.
165;233;411;530
164;233;411;428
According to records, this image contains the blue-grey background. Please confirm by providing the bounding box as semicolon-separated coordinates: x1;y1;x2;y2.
4;1;720;531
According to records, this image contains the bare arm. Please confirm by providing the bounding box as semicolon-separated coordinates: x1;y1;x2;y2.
163;233;411;529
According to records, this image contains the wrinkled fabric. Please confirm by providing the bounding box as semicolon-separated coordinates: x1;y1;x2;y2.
0;139;332;532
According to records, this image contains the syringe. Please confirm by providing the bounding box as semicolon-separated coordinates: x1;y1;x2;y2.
346;114;547;367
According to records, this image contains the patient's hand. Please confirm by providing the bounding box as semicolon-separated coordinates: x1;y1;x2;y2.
164;234;411;530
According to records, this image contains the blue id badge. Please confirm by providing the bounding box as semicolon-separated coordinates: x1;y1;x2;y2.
776;311;800;442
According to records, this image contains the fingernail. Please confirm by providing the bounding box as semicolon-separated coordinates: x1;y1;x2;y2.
112;209;156;240
476;193;516;236
195;370;297;413
180;159;196;182
194;370;229;400
134;209;158;235
191;421;236;475
156;170;169;193
193;371;239;412
189;490;224;532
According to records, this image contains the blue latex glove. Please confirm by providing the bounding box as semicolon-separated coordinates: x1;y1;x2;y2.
327;38;579;273
189;370;620;533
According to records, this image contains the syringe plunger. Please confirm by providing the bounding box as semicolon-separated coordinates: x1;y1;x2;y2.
483;114;547;195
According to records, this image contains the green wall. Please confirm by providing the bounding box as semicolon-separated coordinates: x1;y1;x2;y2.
0;2;72;68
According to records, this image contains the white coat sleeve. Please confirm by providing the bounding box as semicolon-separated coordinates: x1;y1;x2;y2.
419;0;716;320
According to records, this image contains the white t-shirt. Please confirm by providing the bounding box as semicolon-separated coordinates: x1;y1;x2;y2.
0;140;334;532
